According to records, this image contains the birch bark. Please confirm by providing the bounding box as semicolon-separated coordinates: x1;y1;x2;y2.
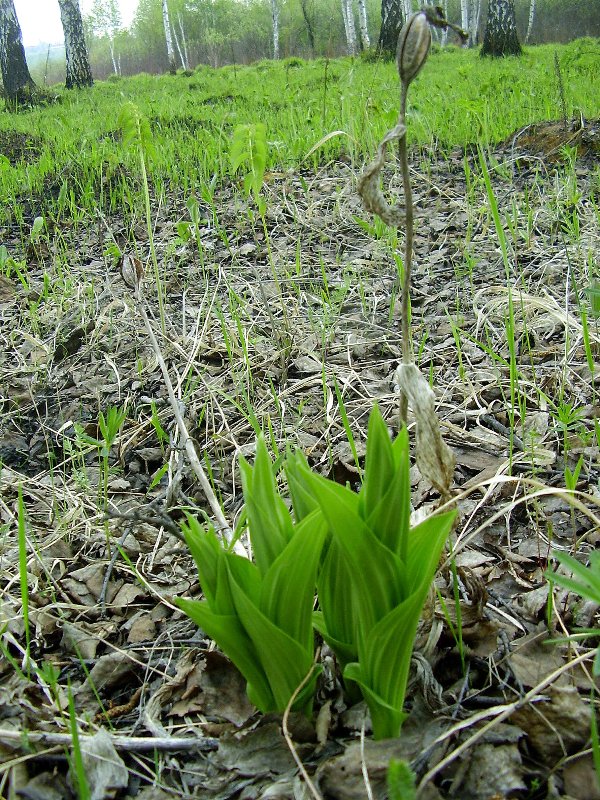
377;0;403;56
525;0;536;42
341;0;357;56
161;0;177;73
357;0;370;50
0;0;36;106
481;0;522;57
271;0;280;59
58;0;93;88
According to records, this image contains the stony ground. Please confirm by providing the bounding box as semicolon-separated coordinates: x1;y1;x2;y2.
0;121;599;799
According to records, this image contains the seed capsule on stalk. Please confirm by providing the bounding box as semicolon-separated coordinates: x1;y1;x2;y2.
396;9;433;86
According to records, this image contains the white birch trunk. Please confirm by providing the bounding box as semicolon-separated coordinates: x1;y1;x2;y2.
161;0;176;73
525;0;536;42
58;0;93;88
270;0;280;59
172;21;186;69
356;0;370;49
177;12;189;68
341;0;357;55
440;0;449;45
109;37;118;74
469;0;481;45
460;0;469;34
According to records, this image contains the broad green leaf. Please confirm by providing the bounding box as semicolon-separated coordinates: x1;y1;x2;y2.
356;589;426;710
360;406;398;519
240;437;294;576
180;520;224;608
313;610;358;667
229;123;267;201
260;510;327;649
344;662;408;740
302;468;405;627
175;598;275;711
315;540;359;665
365;461;411;557
285;449;320;521
405;511;456;594
228;571;319;712
181;519;261;613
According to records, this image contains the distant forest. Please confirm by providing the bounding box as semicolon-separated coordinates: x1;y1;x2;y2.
26;0;600;84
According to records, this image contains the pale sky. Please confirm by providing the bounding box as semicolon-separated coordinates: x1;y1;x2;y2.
16;0;139;47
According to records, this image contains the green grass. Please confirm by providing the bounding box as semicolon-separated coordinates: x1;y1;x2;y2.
0;43;597;233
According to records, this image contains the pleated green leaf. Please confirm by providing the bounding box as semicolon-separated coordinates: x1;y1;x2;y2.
285;449;321;522
344;662;409;740
301;469;406;629
239;436;294;577
360;406;398;521
405;511;456;595
175;597;275;711
315;540;359;666
260;509;327;649
229;572;320;712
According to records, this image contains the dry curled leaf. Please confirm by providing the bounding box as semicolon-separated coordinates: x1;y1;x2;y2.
394;363;454;498
357;124;406;227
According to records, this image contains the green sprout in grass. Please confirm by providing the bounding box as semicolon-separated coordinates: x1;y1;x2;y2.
176;436;328;715
287;406;455;739
178;405;454;738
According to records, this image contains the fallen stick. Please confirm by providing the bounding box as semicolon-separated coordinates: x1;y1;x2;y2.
0;727;218;754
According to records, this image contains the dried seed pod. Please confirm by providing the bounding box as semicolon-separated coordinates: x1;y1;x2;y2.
396;10;432;87
358;124;407;227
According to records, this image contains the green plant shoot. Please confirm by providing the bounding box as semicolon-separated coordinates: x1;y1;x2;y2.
230;123;268;205
287;406;455;739
176;436;326;714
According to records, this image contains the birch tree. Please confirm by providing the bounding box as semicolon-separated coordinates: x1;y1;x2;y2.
460;0;481;46
525;0;536;42
161;0;177;73
90;0;121;75
271;0;280;59
299;0;316;55
0;0;37;108
377;0;403;57
357;0;370;50
175;12;189;68
58;0;93;88
469;0;481;46
481;0;522;57
341;0;357;56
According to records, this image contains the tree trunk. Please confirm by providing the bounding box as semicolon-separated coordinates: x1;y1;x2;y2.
108;38;119;75
357;0;370;50
58;0;93;88
177;12;189;69
161;0;177;74
299;0;316;56
481;0;522;57
377;0;403;57
341;0;357;56
440;0;449;45
525;0;536;42
469;0;481;45
460;0;469;36
0;0;36;107
171;18;187;69
270;0;280;59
